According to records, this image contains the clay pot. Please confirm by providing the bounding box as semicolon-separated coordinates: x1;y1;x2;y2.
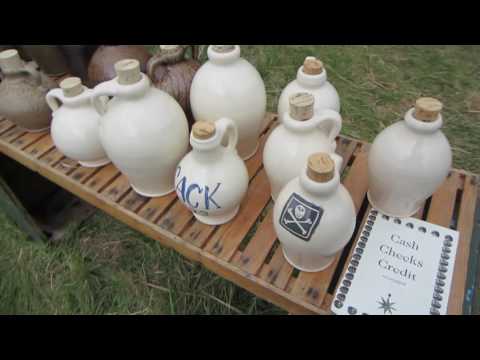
368;98;452;218
175;118;249;225
147;45;201;129
278;57;340;122
20;45;70;77
274;153;356;272
0;49;56;132
87;45;151;87
264;93;343;201
190;45;267;160
46;77;110;168
92;59;189;197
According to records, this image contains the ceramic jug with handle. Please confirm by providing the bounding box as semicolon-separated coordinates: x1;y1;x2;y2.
190;45;267;160
46;77;110;168
274;153;356;272
92;59;189;197
368;98;452;218
175;118;249;225
0;49;56;132
264;92;343;201
277;57;340;122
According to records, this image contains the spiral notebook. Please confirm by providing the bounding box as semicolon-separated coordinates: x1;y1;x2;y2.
332;209;459;315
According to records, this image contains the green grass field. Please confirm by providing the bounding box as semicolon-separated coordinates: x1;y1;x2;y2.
0;45;479;315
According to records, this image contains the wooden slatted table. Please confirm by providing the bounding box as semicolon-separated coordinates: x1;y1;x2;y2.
0;113;478;315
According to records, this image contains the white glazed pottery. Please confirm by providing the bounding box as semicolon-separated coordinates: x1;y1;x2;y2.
92;59;189;197
46;77;110;168
190;45;267;161
264;93;343;201
175;118;249;225
274;153;356;272
277;57;340;122
368;98;452;218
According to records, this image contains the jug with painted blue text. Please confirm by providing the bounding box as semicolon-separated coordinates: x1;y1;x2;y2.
175;118;249;225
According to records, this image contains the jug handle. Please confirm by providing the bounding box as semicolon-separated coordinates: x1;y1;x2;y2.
45;88;64;112
315;109;342;147
146;55;163;80
91;80;118;116
216;118;238;152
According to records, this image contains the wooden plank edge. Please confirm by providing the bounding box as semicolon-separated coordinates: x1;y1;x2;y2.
0;139;327;315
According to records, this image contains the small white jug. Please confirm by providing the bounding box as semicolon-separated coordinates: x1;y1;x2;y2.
368;98;453;218
274;153;356;272
46;77;110;168
175;118;249;225
92;59;189;197
190;45;267;161
277;57;340;122
264;92;343;201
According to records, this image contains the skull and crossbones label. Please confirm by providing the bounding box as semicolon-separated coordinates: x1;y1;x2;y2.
279;193;323;241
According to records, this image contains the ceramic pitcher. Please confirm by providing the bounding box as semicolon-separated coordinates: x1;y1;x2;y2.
92;59;189;197
264;92;343;201
0;49;56;132
175;118;249;225
147;45;201;130
278;57;340;122
368;98;452;218
190;45;267;160
274;153;356;272
46;77;110;168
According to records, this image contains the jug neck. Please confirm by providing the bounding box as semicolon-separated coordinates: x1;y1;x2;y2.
282;112;321;133
296;65;328;89
113;73;151;99
207;45;241;66
404;108;443;135
61;88;92;108
299;166;340;199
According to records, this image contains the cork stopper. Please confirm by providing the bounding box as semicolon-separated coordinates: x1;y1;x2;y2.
212;45;235;53
307;153;335;183
303;57;324;75
114;59;142;85
289;93;315;121
414;97;443;122
160;45;181;52
193;121;217;140
60;77;84;98
0;49;25;73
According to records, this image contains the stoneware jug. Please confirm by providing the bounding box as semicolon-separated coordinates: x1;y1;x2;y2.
368;98;452;218
46;77;110;168
87;45;151;87
190;45;267;160
92;59;189;197
264;93;343;201
0;49;56;132
175;118;249;225
278;57;340;122
147;45;201;129
274;153;356;272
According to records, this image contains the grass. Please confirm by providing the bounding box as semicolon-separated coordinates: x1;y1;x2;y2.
0;45;479;315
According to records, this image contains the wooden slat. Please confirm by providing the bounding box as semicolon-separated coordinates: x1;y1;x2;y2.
85;164;120;192
138;193;177;223
119;190;150;213
427;172;462;226
1;127;27;143
0;120;15;135
102;174;132;202
70;166;102;184
289;147;370;308
54;158;79;175
157;200;194;235
235;208;277;274
39;149;65;167
448;175;478;314
204;169;271;262
24;135;55;158
11;131;48;150
259;245;295;290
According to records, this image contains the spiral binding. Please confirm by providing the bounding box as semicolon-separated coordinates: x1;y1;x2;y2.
334;208;453;315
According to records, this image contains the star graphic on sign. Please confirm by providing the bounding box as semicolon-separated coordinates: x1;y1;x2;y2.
377;294;396;315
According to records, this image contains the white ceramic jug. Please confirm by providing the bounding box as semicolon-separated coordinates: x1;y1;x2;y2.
190;45;267;161
264;92;343;201
274;153;356;272
92;59;189;197
175;118;249;225
277;57;340;122
368;98;452;218
46;77;110;168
